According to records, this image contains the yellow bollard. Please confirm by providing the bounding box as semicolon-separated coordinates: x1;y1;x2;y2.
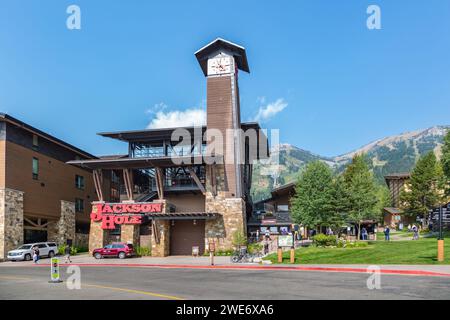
290;248;295;264
438;240;445;262
277;248;283;263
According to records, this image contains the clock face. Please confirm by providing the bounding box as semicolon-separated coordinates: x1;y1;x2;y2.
207;56;232;75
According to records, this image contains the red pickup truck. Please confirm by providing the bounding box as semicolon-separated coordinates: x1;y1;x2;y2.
92;242;134;259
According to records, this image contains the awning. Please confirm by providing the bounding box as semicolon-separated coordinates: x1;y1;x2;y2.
145;212;217;220
67;155;223;170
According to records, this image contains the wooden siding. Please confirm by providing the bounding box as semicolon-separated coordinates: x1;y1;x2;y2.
4;141;98;223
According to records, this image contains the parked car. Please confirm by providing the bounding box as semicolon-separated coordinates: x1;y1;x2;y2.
92;242;134;259
7;242;58;261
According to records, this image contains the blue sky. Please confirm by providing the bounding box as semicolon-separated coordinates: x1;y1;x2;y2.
0;0;449;157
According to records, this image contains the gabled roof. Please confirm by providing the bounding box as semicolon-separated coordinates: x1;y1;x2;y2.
384;173;411;180
195;38;250;76
384;207;403;214
0;113;96;159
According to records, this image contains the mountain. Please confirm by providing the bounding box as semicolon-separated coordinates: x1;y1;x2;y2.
251;125;449;201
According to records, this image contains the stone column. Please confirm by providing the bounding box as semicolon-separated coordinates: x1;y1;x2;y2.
0;188;24;260
151;200;171;257
57;200;76;246
121;224;139;246
89;221;105;253
205;192;246;251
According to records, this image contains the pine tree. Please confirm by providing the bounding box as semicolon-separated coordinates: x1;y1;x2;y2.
400;151;444;227
290;161;335;230
343;154;378;240
441;129;450;196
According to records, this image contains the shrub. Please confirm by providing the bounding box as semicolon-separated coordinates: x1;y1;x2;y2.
248;243;263;254
312;234;337;247
344;241;369;248
232;231;247;248
75;246;88;253
135;246;151;257
247;243;263;254
58;245;77;255
215;249;234;256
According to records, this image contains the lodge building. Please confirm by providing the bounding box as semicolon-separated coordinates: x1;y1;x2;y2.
68;38;269;256
0;113;107;260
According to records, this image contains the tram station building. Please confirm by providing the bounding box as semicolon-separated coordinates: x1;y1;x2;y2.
68;39;269;256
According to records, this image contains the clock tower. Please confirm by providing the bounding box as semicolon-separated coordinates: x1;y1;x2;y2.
195;38;250;198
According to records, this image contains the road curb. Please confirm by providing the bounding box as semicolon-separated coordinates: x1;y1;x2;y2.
24;263;450;277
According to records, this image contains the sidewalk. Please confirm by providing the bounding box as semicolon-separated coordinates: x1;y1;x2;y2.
1;253;450;277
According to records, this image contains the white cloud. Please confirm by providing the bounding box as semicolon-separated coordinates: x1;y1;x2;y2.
146;102;168;115
253;98;287;122
146;107;206;129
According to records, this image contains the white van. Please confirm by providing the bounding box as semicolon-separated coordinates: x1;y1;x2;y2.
7;242;58;261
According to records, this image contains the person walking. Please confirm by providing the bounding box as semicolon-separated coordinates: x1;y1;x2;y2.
264;229;271;241
384;226;390;241
64;245;72;264
361;227;368;240
412;225;419;240
263;241;269;255
32;246;40;264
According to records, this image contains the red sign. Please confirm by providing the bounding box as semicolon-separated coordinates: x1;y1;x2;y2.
261;219;277;225
90;203;163;230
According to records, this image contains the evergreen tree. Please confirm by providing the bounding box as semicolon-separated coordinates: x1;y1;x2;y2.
290;161;335;230
374;184;391;223
441;129;450;196
328;174;349;233
343;154;378;240
400;151;444;227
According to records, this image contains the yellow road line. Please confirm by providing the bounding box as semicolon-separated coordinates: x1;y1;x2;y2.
0;275;184;300
83;283;185;300
0;276;32;281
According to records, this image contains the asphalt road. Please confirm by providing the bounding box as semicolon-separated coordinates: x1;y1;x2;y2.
0;266;449;300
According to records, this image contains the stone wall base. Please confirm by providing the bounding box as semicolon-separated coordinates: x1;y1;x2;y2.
205;193;246;251
121;224;139;246
0;188;24;260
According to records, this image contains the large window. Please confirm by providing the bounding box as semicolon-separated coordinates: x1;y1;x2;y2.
75;175;85;190
75;198;84;212
32;157;39;180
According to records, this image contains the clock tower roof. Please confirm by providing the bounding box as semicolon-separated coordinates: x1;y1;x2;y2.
195;38;250;76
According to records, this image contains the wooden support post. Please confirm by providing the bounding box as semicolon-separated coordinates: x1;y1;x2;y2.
188;166;206;195
93;169;104;202
122;168;134;201
277;247;283;263
155;167;164;200
152;220;160;245
438;240;445;262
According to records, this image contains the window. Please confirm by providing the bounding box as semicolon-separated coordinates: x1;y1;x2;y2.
32;134;39;150
32;157;39;180
75;175;85;190
75;198;84;212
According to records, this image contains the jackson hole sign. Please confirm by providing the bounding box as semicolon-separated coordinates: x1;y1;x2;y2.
90;202;163;229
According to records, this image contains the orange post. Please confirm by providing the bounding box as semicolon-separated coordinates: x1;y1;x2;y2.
290;248;295;264
438;240;445;262
277;248;283;263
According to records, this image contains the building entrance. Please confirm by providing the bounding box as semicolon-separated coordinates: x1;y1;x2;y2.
170;220;205;255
